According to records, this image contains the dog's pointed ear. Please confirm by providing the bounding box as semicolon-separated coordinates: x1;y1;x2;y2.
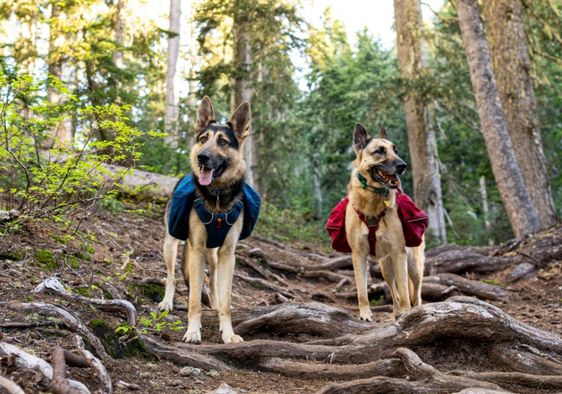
353;123;371;152
195;96;215;133
229;101;251;141
379;126;387;140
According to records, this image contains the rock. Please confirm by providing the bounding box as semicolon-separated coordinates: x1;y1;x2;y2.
206;370;221;378
179;366;204;377
211;383;238;394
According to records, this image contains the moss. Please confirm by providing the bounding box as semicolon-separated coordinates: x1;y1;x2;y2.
34;249;60;271
0;249;26;261
480;278;505;287
135;283;165;303
88;319;150;358
370;295;385;306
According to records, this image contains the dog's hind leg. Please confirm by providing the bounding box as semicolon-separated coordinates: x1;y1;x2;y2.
352;252;372;322
183;243;205;344
158;233;180;312
408;243;425;307
391;249;411;315
379;255;399;318
216;244;243;344
207;248;219;310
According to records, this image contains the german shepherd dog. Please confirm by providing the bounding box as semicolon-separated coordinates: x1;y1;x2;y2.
348;124;425;320
159;96;250;344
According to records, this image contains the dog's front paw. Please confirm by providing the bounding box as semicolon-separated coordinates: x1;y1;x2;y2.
359;308;373;322
157;298;174;312
183;330;202;344
222;334;244;344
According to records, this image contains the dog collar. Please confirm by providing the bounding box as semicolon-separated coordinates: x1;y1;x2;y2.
357;173;389;196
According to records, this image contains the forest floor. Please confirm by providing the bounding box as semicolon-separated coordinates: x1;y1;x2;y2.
0;201;561;393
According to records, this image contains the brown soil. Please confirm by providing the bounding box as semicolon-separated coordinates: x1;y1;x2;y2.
0;202;560;393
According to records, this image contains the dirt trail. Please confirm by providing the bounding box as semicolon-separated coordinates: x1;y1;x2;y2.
0;205;561;393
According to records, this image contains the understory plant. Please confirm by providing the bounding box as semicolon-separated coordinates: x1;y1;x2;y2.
0;68;144;232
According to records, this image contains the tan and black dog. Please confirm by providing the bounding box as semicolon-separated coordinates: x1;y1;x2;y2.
346;124;425;320
159;96;253;344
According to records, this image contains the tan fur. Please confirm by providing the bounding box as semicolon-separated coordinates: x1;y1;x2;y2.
159;96;250;344
346;128;425;320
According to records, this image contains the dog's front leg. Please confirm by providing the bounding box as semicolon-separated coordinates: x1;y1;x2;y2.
216;245;243;344
158;234;180;312
207;248;219;310
379;255;399;318
351;251;372;322
391;249;411;315
183;245;205;343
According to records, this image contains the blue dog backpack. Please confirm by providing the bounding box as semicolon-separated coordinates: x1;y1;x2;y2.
167;174;261;248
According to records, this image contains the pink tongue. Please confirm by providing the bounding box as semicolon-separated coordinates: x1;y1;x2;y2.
199;168;214;186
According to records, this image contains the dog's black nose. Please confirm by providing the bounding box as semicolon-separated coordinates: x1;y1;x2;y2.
396;162;407;175
197;153;210;165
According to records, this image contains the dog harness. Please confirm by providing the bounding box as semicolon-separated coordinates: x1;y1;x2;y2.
167;174;261;248
325;191;428;255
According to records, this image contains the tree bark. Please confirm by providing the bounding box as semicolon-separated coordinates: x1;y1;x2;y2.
394;0;447;244
233;6;256;187
164;0;181;146
456;0;539;237
113;0;125;70
45;2;72;149
482;0;557;230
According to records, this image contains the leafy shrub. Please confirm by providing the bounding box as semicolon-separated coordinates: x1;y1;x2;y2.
0;69;143;231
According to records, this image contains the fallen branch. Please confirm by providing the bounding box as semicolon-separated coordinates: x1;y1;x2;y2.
7;301;112;362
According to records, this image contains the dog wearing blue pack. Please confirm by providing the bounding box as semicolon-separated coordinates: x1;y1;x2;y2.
159;96;260;344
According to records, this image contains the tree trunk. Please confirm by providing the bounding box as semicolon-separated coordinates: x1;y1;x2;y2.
113;0;125;70
482;0;557;230
456;0;539;237
394;0;447;244
164;0;181;146
45;2;71;149
479;176;492;245
233;10;256;187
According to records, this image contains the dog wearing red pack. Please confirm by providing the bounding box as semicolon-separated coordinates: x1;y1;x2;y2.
326;124;428;320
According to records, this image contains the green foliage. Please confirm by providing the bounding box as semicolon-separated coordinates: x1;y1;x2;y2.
0;69;142;231
255;201;328;245
34;248;59;271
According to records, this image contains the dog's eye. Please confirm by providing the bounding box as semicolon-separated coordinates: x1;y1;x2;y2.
199;136;208;144
375;147;386;155
217;137;229;147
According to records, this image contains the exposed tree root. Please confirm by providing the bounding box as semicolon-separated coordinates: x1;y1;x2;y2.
425;273;508;300
336;274;506;303
139;335;232;371
234;273;295;298
0;342;91;393
135;295;562;394
260;357;403;379
6;301;112;362
233;303;371;338
73;335;112;394
302;270;352;284
34;277;137;325
303;256;353;272
0;375;25;394
490;343;562;375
